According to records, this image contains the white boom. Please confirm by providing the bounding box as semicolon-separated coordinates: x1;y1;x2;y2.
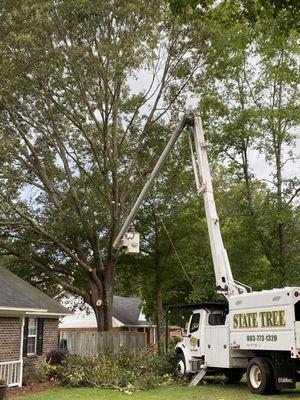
113;115;249;298
191;117;248;297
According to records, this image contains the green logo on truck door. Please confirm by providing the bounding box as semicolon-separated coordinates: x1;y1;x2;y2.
233;310;286;329
190;336;198;347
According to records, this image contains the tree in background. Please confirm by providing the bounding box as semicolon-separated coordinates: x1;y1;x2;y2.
195;3;299;286
168;0;300;33
253;23;300;285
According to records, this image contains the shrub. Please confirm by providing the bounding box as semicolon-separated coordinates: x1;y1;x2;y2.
37;363;60;382
55;348;175;392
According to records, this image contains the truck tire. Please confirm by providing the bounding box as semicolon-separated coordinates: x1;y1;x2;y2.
224;369;244;383
247;358;274;395
176;353;186;378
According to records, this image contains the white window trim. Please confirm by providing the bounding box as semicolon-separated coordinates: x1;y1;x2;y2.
27;318;37;356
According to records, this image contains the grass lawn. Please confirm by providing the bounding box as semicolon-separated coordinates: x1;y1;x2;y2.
18;382;300;400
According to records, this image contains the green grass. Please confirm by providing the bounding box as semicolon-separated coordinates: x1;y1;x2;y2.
18;382;300;400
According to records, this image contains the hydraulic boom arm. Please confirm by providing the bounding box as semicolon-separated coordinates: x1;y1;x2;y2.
191;118;248;297
113;114;250;298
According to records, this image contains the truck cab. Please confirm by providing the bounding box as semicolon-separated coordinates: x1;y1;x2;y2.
175;302;228;376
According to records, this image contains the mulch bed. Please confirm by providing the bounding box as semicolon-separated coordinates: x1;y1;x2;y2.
7;381;57;399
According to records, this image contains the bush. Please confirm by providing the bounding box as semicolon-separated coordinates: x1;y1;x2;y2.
37;363;60;382
55;348;175;392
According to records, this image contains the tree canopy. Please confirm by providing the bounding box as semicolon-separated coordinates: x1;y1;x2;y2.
0;0;299;338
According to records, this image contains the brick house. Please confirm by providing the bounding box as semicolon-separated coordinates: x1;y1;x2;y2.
59;294;157;346
0;266;72;387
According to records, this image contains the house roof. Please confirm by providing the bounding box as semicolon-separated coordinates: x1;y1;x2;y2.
0;266;72;316
59;295;151;329
113;296;148;326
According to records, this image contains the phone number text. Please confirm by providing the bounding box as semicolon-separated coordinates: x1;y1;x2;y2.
247;334;277;342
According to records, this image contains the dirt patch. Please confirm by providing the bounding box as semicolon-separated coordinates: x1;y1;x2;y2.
7;381;57;399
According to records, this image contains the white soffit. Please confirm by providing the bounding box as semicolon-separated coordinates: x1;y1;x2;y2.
59;312;123;329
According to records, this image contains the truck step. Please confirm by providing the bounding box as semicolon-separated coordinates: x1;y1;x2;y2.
189;367;207;387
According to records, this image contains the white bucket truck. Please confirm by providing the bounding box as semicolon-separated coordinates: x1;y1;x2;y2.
113;114;300;394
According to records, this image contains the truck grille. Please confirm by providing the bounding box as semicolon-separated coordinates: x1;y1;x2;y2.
190;359;202;371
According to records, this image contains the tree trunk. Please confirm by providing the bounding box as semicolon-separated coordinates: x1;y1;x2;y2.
155;269;164;355
103;255;117;331
104;282;114;331
87;266;115;332
91;285;113;332
275;140;286;286
241;144;253;211
93;304;106;331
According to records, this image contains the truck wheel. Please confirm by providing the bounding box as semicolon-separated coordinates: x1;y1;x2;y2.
176;353;186;378
247;358;273;395
224;369;244;383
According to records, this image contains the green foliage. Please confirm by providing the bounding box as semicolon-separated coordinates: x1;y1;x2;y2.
168;0;300;32
194;0;300;288
37;363;60;383
43;348;176;392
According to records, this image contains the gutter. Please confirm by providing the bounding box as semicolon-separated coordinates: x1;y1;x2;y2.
26;311;72;317
0;307;71;316
0;306;47;313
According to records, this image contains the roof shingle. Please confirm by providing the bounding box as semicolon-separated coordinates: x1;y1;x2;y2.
0;266;71;315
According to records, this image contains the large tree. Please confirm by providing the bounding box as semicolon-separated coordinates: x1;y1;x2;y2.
0;0;204;330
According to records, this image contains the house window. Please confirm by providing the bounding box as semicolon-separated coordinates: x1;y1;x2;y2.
23;317;44;357
27;318;37;355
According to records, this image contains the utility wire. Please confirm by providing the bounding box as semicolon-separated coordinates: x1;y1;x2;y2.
157;213;195;290
134;134;195;290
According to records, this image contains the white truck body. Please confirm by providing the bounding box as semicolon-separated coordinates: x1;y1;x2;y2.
229;288;300;355
176;287;300;390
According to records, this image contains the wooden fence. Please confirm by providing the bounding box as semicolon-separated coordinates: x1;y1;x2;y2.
60;331;147;356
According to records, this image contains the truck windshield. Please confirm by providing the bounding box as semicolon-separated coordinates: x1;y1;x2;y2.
189;313;200;333
208;313;226;325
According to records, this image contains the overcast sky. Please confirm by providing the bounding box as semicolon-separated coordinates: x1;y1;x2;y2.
129;69;300;191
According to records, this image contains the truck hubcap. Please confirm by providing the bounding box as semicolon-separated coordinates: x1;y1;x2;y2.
177;360;185;377
250;365;262;389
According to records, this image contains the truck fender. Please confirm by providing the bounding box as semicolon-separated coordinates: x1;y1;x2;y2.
175;344;193;374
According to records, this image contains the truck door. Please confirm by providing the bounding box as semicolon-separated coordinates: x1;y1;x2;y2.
187;312;202;357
